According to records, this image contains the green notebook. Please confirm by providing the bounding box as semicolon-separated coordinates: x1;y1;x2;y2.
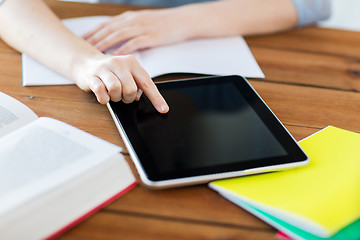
210;126;360;239
222;192;360;240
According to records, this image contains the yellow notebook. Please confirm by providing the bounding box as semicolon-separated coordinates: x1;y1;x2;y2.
210;126;360;238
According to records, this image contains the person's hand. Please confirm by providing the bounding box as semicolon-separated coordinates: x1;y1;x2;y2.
83;8;193;55
73;53;169;113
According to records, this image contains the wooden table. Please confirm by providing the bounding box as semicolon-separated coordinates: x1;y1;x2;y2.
1;1;359;239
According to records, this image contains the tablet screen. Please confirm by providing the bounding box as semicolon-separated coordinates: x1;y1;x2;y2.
109;75;307;182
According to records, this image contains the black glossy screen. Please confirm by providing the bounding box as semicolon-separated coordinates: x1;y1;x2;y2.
110;76;307;180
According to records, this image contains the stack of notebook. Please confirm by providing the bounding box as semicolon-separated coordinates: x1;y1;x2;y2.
210;126;360;240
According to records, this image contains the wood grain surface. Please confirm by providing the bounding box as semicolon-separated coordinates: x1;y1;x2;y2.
1;1;359;239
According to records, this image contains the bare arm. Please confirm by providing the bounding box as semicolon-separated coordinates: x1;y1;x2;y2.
0;0;169;113
84;0;298;54
176;0;298;38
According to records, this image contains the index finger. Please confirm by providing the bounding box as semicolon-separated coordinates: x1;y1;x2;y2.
132;68;169;114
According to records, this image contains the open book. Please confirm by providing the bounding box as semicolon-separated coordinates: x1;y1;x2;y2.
0;92;137;239
210;126;360;240
22;16;264;86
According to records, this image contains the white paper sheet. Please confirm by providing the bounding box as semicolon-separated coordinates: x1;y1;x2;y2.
22;16;264;86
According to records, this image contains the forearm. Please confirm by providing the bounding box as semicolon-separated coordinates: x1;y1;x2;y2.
174;0;298;39
0;0;101;81
0;0;169;112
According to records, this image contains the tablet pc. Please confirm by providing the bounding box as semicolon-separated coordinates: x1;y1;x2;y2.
107;75;308;189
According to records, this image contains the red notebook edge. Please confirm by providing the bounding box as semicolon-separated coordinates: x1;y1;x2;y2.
45;181;138;240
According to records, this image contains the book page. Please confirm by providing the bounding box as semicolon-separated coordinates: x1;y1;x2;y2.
0;92;38;137
22;16;264;86
0;117;122;217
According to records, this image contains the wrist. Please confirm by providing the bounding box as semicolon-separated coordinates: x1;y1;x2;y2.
69;45;103;86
